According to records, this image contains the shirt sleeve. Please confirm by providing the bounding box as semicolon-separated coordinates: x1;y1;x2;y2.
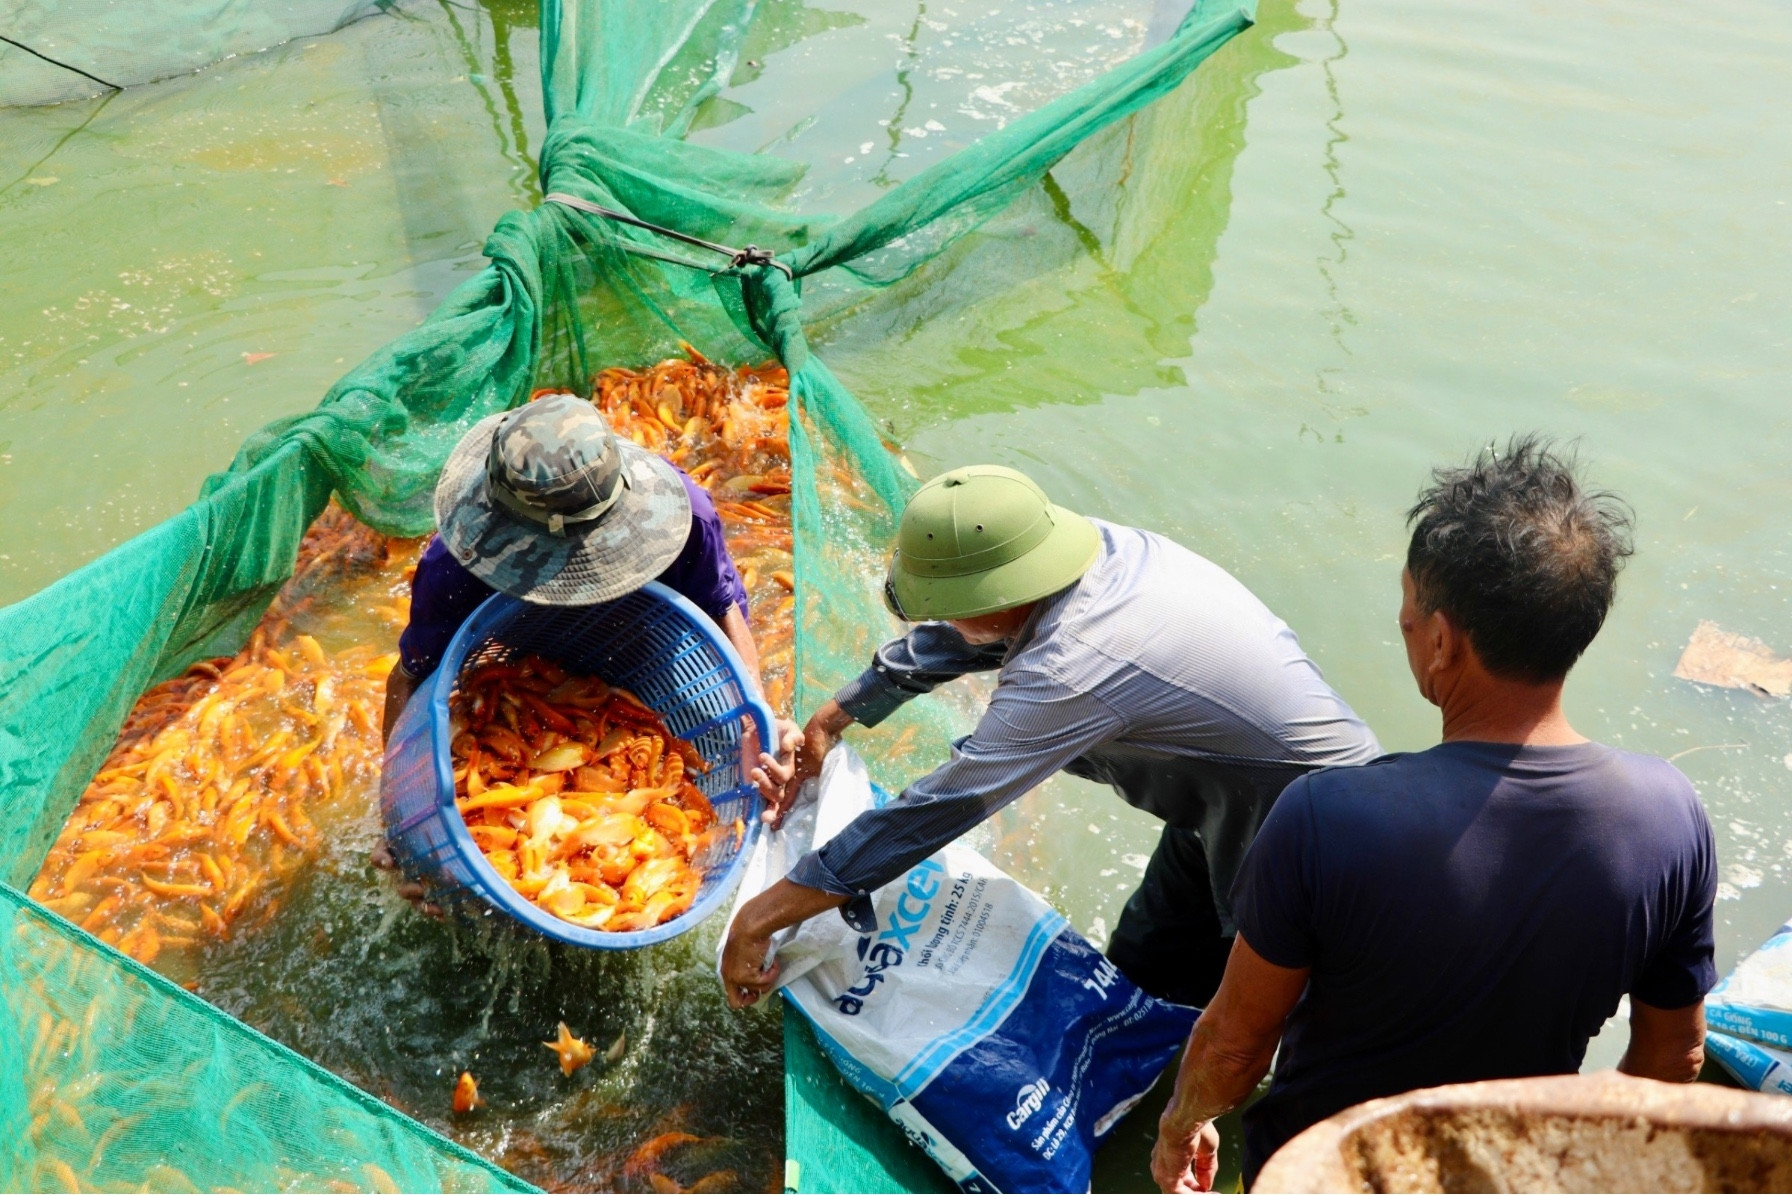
789;669;1123;930
1631;800;1720;1010
667;478;749;625
833;622;1011;728
1229;774;1321;970
398;538;497;680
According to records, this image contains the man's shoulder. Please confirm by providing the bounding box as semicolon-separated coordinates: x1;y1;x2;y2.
1072;519;1274;631
673;465;720;519
1584;743;1707;827
1286;747;1496;822
1594;742;1697;788
1087;518;1215;572
1292;751;1424;800
412;534;472;589
1298;741;1705;822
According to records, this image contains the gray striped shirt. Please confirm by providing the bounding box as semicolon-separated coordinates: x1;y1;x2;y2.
789;519;1382;929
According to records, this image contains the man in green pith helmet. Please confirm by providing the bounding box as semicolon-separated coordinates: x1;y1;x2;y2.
721;464;1381;1009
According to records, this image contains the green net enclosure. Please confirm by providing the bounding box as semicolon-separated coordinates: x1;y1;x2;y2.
0;0;1256;1189
1;886;522;1192
0;0;387;106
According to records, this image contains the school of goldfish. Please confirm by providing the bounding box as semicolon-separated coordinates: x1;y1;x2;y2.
584;345;795;716
23;347;805;1192
27;506;419;980
448;653;735;933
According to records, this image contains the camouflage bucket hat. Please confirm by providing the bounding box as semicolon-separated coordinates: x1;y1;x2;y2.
434;393;692;605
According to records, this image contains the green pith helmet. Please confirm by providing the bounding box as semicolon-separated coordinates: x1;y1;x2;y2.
889;465;1100;620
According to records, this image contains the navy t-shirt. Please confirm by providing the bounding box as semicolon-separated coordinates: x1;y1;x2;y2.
398;468;749;678
1232;740;1717;1180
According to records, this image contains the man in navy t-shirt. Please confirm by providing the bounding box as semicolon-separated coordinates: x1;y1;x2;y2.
1150;436;1717;1192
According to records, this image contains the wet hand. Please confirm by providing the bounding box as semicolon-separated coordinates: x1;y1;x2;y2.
371;840;444;920
780;712;841;807
751;719;805;826
1151;1118;1219;1193
720;921;780;1009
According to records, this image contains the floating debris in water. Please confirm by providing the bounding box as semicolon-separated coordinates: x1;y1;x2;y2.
1674;620;1792;698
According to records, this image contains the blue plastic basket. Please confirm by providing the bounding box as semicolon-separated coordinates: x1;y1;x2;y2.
380;582;774;949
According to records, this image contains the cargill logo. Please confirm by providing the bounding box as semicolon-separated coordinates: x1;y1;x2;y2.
1006;1078;1050;1130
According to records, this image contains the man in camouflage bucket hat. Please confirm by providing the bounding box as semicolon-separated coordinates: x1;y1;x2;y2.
432;392;694;605
377;394;798;907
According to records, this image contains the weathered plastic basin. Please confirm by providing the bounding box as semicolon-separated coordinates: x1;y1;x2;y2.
1254;1072;1792;1193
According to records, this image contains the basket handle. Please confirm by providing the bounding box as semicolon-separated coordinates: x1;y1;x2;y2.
742;694;778;762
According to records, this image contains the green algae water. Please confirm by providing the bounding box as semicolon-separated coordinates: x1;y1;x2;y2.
0;0;543;604
4;0;1791;1191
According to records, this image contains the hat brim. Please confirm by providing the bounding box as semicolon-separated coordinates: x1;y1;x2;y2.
434;410;692;606
893;506;1100;621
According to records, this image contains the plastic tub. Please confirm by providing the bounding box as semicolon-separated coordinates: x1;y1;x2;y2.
380;582;774;949
1252;1072;1792;1193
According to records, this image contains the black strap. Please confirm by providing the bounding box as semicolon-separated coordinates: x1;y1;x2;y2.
0;35;123;90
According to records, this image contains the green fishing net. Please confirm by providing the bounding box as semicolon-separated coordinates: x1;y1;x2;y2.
0;0;1254;1189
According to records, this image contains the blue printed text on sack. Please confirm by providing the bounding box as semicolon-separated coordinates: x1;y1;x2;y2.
833;858;945;1015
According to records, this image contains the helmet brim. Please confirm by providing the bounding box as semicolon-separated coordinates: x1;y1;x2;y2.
891;506;1099;621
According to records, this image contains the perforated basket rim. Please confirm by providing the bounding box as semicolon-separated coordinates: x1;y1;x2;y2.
422;582;771;949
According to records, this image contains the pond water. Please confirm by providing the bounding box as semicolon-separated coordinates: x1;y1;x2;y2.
4;0;1791;1191
0;0;542;605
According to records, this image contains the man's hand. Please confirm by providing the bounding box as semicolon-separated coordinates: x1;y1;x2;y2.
1151;936;1309;1193
750;718;804;815
719;878;848;1008
371;840;444;920
761;700;855;827
1152;1118;1220;1193
721;917;780;1009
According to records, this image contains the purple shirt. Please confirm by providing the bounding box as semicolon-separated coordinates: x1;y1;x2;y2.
398;469;749;678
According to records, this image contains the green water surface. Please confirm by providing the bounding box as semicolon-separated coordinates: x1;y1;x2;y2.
0;0;542;603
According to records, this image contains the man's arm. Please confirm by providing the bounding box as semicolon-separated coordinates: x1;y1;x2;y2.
1621;797;1715;1085
1153;935;1309;1193
760;622;1006;818
833;622;1010;728
720;878;849;1008
789;675;1123;912
720;603;764;696
382;662;420;742
722;674;1123;1005
764;618;1039;815
1618;999;1705;1083
720;602;806;804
